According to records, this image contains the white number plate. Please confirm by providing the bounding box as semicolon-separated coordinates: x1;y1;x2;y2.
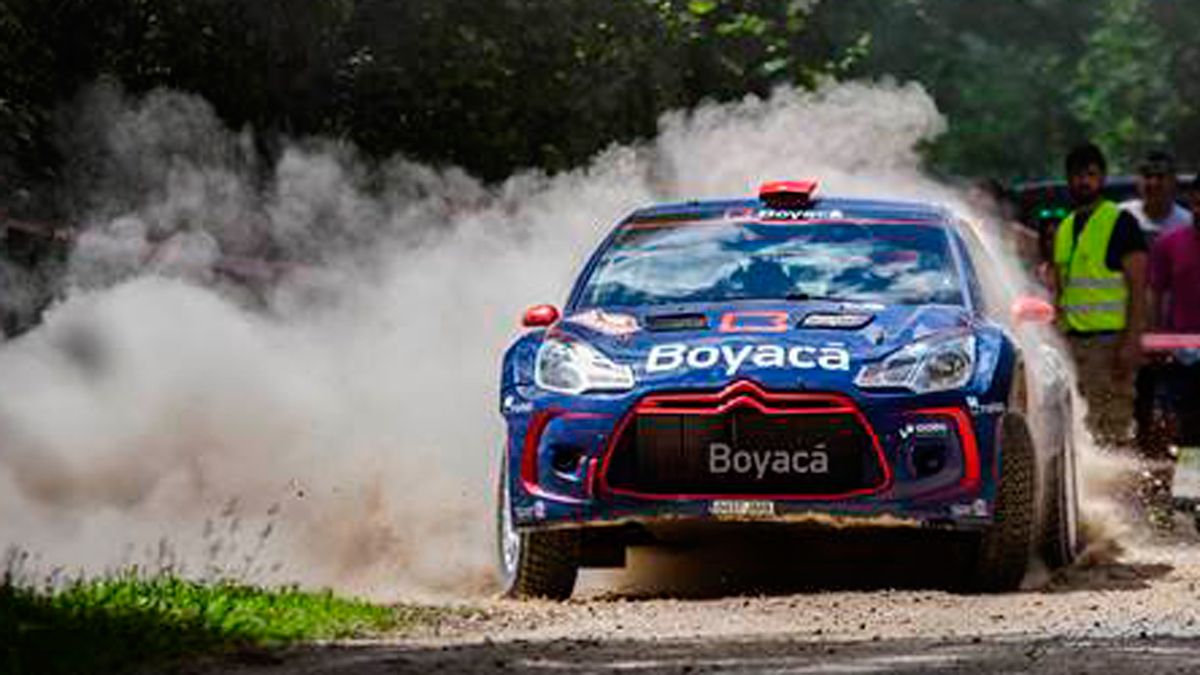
1173;447;1200;501
710;500;776;518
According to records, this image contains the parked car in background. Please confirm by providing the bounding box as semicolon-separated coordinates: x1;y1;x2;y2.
1011;175;1192;263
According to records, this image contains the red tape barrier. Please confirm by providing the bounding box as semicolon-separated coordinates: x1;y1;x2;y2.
1142;333;1200;351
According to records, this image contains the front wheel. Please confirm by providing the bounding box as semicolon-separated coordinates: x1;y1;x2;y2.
1041;433;1082;569
496;461;579;600
964;414;1036;592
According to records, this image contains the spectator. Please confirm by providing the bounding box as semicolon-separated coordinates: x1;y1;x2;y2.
1121;150;1193;242
1052;142;1148;449
1148;174;1200;446
1126;151;1192;462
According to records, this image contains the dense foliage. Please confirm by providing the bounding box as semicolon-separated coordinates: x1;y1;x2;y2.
3;0;1200;212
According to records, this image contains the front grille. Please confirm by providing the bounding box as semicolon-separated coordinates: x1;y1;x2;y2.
603;383;887;498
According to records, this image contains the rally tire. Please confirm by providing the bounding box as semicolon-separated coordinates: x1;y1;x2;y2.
966;414;1036;592
496;464;579;600
1040;440;1082;569
505;529;579;600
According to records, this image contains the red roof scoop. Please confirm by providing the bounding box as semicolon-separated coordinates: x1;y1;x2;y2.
759;180;819;207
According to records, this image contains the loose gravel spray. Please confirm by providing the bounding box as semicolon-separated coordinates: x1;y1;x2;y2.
0;79;1130;600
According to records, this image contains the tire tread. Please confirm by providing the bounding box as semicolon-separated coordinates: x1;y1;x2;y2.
510;529;579;600
968;415;1036;592
1041;453;1074;569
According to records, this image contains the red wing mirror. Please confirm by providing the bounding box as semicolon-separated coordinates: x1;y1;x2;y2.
522;304;560;328
1011;296;1056;325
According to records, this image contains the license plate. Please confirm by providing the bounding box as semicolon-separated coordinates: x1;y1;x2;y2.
710;499;776;518
1173;446;1200;501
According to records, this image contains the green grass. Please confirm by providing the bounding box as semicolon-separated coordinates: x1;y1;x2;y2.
0;572;452;675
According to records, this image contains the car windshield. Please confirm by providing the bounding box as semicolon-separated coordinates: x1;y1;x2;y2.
575;220;963;308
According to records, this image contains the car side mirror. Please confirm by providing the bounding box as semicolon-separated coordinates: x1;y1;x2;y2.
522;304;560;327
1011;296;1055;325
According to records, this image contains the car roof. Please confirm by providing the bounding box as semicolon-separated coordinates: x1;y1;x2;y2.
625;196;954;225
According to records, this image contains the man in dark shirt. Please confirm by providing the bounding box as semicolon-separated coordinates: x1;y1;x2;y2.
1052;142;1148;451
1095;211;1151;271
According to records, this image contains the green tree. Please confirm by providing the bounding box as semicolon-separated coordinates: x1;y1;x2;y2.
11;0;1200;196
340;0;835;180
808;0;1098;181
1069;0;1182;171
0;0;56;188
1145;0;1200;168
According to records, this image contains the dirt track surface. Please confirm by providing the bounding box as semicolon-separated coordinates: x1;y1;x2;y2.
201;528;1200;675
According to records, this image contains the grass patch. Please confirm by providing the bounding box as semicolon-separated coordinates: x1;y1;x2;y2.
1;572;452;674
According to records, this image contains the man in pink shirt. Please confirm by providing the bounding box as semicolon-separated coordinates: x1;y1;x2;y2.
1148;175;1200;447
1150;207;1200;333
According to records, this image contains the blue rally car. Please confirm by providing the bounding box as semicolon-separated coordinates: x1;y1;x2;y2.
498;181;1081;598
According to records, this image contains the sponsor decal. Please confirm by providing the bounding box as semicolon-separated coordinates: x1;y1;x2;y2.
757;208;845;221
801;313;874;329
514;501;547;520
568;309;640;336
898;421;951;440
710;499;776;518
708;442;830;479
646;342;851;375
950;499;991;518
965;395;1006;416
502;395;533;415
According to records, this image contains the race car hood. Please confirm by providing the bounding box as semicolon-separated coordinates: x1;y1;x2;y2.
556;301;975;391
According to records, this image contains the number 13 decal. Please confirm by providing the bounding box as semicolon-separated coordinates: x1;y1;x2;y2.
718;311;790;333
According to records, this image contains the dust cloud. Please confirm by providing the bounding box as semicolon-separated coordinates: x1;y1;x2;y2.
0;79;1125;599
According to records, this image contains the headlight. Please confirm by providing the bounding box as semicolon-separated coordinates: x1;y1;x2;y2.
534;338;635;395
855;333;976;393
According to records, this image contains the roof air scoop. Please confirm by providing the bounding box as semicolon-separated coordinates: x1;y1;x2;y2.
759;180;819;207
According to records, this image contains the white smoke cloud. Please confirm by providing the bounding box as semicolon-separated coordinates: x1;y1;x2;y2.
4;77;1118;599
653;79;946;199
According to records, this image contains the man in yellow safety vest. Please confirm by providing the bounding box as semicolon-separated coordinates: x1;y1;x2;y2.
1052;142;1149;449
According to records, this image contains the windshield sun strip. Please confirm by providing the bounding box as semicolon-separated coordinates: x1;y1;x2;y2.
622;217;945;230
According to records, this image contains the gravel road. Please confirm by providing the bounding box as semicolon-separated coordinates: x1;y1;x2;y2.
199;518;1200;675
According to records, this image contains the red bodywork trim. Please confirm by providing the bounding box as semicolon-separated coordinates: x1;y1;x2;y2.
520;409;556;491
519;409;610;504
597;380;892;501
584;458;600;498
908;406;981;489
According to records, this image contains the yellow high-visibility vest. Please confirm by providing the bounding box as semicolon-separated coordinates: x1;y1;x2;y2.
1053;200;1128;332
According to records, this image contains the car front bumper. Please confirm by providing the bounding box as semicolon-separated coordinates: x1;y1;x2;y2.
504;380;1003;534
